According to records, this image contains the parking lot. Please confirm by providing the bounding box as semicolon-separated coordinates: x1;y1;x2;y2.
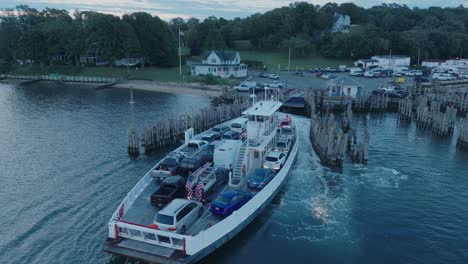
245;70;415;94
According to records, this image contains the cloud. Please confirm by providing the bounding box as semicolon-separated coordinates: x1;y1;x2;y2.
2;0;467;20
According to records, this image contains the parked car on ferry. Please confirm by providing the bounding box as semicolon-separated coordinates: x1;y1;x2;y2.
152;199;203;234
150;176;187;207
230;118;247;133
274;136;292;153
211;124;230;137
263;151;287;171
202;133;219;142
280;125;294;140
177;147;213;176
247;168;276;190
222;130;240;140
151;153;185;181
210;190;253;217
179;140;208;157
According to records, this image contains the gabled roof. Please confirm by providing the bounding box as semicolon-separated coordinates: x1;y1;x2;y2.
359;59;378;63
202;50;239;61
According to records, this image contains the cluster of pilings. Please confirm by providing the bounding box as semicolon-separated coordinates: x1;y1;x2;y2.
398;98;413;121
310;111;348;167
457;118;468;148
306;92;370;167
142;99;249;153
349;128;369;165
127;128;139;156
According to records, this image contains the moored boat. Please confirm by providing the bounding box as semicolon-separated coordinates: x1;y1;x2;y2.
104;94;299;263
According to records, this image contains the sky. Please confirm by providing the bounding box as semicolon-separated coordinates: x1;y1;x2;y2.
0;0;466;20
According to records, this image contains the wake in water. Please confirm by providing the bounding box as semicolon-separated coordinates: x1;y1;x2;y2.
350;164;408;189
269;116;355;243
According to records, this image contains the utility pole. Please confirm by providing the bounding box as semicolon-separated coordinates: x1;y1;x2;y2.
288;48;291;72
417;47;421;66
178;26;182;77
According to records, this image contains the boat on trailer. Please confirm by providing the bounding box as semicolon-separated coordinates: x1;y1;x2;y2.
104;93;299;263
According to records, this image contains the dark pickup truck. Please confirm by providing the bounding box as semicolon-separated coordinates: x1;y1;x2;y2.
150;176;186;207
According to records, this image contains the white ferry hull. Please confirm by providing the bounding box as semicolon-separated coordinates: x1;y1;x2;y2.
104;111;299;264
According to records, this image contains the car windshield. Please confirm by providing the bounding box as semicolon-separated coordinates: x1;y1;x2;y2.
161;158;178;166
222;134;232;139
276;142;286;148
187;143;199;148
215;195;232;206
280;121;289;126
281;127;292;134
231;123;241;128
212;127;221;132
156;214;173;225
265;156;278;162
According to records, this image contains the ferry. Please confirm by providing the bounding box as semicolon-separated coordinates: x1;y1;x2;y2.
104;93;299;263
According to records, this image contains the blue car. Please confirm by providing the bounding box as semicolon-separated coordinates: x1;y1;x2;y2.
247;168;276;189
210;190;253;217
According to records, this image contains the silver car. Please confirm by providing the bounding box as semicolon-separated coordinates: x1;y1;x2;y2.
153;199;203;234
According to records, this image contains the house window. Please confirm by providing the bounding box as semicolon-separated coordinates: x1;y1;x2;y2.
234;67;238;71
191;66;195;71
224;67;228;71
218;67;222;71
347;88;351;94
213;68;217;72
211;58;216;63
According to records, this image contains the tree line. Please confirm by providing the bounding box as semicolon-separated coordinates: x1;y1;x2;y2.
0;5;178;72
2;3;468;73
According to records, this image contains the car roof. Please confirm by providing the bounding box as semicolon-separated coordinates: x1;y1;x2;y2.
221;190;242;198
277;136;289;143
266;151;282;158
163;176;184;184
159;199;189;216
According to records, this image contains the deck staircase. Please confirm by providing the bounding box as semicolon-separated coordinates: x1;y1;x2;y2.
230;143;247;187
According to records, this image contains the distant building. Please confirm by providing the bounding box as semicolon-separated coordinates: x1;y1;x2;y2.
355;55;410;69
354;59;379;69
79;48;109;66
50;49;72;64
190;50;247;78
328;77;363;98
422;59;447;68
331;13;351;33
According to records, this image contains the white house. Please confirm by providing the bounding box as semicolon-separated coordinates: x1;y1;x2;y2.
328;77;363;98
355;55;410;69
190;50;248;78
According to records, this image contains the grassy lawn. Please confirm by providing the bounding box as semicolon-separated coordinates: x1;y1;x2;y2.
240;50;349;71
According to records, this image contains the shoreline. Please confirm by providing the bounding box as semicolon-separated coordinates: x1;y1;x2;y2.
0;78;227;97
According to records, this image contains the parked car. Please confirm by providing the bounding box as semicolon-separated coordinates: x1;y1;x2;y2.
363;71;376;78
152;199;203;234
415;76;430;83
274;136;292;153
263;151;287;171
321;73;336;79
280;125;294;140
151;153;185;180
432;73;456;81
247;168;276;190
177;146;213;176
201;133;219;142
269;81;283;89
180;140;208;157
458;74;468;79
350;67;364;76
222;130;240;140
258;72;268;78
211;124;230;137
316;71;324;77
150;176;187;207
413;70;423;76
210;190;253;217
269;74;280;80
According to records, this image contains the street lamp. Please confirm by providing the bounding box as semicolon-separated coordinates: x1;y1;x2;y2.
349;52;354;66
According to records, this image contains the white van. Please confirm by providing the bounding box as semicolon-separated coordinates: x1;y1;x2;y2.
350;67;363;76
230;117;248;133
213;140;241;169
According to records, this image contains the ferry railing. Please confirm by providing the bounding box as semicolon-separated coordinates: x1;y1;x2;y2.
113;220;186;250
